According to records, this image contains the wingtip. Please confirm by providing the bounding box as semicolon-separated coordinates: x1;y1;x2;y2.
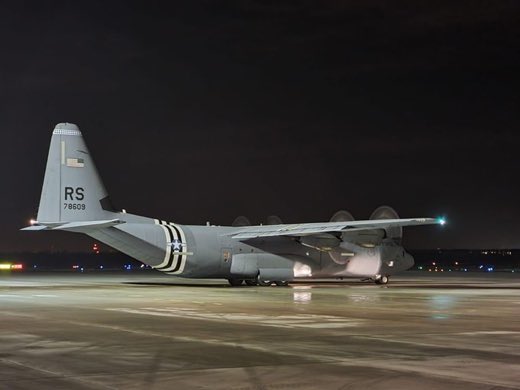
437;217;447;226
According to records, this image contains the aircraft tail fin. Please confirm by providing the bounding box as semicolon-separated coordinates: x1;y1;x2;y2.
36;123;117;224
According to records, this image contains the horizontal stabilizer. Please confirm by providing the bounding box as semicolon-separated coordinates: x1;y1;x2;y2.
54;219;124;232
21;225;48;231
22;219;124;233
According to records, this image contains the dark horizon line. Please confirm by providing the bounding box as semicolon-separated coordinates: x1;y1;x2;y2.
1;248;519;255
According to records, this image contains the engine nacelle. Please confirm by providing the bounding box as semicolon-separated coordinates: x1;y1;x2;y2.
328;240;414;276
329;241;381;270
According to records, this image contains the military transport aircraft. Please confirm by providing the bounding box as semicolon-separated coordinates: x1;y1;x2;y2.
24;123;444;286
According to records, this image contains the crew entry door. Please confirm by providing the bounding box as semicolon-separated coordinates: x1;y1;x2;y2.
221;248;232;271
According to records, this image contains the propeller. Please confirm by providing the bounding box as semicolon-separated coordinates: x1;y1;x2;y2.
330;210;354;222
232;216;251;227
369;205;402;244
266;215;283;225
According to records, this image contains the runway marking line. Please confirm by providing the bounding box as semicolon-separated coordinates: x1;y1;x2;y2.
105;307;363;329
0;311;42;319
455;330;520;335
32;294;59;298
352;334;520;356
0;357;117;389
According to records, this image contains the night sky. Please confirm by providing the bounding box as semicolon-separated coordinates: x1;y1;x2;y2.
1;1;519;251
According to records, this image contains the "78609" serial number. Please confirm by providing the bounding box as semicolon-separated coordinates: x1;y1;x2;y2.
63;203;86;210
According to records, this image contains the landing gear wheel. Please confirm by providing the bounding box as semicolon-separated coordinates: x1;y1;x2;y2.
374;275;389;285
257;280;272;287
245;279;258;286
275;281;289;287
228;279;244;286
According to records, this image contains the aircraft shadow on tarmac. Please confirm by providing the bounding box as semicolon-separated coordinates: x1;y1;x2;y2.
123;281;234;288
121;279;383;288
122;281;520;289
121;281;368;288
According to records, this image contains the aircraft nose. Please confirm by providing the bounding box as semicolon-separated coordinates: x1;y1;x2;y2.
404;253;414;269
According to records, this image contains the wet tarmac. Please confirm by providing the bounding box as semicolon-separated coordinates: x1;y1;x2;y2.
0;271;519;389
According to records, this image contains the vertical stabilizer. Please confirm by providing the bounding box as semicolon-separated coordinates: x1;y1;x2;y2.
37;123;116;223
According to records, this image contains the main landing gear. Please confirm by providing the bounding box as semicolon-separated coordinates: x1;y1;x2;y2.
227;279;244;286
227;278;290;287
374;275;389;285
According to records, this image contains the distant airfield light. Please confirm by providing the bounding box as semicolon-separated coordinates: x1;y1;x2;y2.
0;263;23;270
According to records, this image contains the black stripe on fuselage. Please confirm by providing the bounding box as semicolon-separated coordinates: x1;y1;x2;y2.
155;220;178;271
168;223;184;273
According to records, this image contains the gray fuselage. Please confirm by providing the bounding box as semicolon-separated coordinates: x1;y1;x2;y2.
86;211;413;281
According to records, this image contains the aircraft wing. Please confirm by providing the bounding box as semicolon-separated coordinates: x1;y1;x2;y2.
226;218;441;240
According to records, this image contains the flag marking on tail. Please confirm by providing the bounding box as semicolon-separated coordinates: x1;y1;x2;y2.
66;158;85;168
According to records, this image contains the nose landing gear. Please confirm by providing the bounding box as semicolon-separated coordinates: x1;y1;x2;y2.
374;275;389;285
